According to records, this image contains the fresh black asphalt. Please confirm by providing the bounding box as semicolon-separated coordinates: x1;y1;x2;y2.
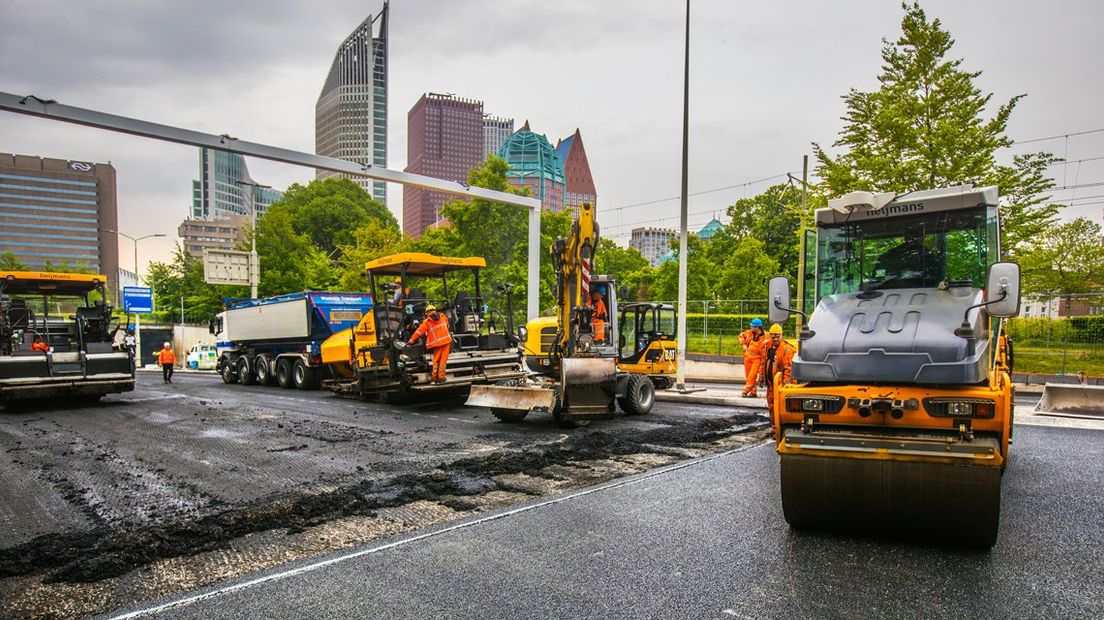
122;423;1103;620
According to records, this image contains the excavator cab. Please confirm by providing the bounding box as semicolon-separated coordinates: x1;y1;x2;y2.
617;302;677;390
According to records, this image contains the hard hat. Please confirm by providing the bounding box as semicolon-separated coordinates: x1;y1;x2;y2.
750;318;763;328
163;342;171;347
425;304;437;312
769;324;783;335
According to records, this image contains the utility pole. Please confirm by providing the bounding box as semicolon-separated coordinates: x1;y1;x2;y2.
675;0;691;391
105;230;165;367
236;180;269;299
796;155;808;338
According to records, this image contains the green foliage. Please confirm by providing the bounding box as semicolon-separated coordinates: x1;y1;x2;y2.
266;178;397;255
813;2;1060;261
335;220;404;292
594;238;651;301
716;183;808;281
145;245;247;323
0;252;27;270
715;237;781;300
654;236;714;301
253;210;334;296
1021;218;1104;297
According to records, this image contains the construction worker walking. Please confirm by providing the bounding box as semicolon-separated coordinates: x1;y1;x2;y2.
156;342;176;384
738;318;766;397
407;304;452;384
757;323;796;414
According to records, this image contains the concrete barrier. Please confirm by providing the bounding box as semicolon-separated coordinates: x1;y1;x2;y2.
685;359;743;383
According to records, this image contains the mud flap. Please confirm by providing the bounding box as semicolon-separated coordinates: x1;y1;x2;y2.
466;384;557;411
1036;383;1104;416
780;453;1002;548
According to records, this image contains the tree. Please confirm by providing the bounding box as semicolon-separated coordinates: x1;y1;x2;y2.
335;219;405;292
252;210;333;296
1022;218;1104;297
714;237;780;300
718;183;808;281
0;252;27;270
654;236;715;301
593;238;654;301
813;2;1059;255
266;178;398;256
146;245;247;323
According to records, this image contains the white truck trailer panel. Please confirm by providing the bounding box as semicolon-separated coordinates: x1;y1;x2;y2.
224;298;310;342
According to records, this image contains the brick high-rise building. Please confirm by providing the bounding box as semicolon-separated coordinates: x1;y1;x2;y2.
0;153;121;296
555;128;597;215
403;93;486;238
315;2;389;205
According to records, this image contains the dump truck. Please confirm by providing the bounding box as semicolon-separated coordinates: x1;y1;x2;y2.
0;271;134;401
319;253;526;399
466;203;657;426
211;291;374;390
767;184;1020;547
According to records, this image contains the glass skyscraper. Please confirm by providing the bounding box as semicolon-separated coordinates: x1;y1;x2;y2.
315;2;389;205
190;148;282;221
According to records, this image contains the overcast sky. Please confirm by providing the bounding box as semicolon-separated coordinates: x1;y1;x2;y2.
2;0;1102;270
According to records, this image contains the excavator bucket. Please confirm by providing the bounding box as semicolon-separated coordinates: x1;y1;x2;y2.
1035;383;1104;416
560;357;617;414
466;384;557;411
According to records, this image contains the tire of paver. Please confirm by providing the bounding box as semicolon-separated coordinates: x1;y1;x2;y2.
276;358;294;389
237;356;256;385
253;354;273;386
220;357;238;384
618;374;655;415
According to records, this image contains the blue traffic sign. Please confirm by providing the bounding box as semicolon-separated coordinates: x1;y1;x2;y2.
122;286;153;313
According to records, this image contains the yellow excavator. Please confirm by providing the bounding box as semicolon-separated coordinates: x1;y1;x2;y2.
466;203;658;426
767;185;1019;547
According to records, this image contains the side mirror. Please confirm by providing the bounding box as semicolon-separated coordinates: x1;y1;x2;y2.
985;262;1021;318
619;285;629;299
516;326;528;343
768;276;792;324
208;318;217;335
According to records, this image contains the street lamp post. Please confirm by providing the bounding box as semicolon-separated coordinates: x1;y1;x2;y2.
105;229;166;365
235;180;270;299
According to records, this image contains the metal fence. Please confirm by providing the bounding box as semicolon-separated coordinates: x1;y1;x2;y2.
662;297;1104;377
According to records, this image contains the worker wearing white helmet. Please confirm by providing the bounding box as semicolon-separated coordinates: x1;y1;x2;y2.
156;342;176;383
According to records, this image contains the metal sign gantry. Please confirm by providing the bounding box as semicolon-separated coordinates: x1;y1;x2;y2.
0;91;544;320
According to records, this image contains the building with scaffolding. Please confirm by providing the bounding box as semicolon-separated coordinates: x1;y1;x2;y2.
315;2;389;205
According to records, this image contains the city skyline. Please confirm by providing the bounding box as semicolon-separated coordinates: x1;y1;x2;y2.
2;1;1101;271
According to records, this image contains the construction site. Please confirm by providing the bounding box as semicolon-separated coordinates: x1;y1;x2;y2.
2;2;1104;618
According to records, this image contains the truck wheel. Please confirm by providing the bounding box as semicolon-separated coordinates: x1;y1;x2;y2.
237;356;256;385
254;354;273;386
220;357;238;384
618;374;655;415
276;358;293;389
293;358;313;390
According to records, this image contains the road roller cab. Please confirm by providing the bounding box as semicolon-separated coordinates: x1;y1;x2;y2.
767;185;1020;547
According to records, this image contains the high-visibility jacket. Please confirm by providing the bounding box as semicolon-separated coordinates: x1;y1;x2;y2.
409;314;452;349
757;338;796;385
592;297;608;340
157;348;176;365
739;328;766;360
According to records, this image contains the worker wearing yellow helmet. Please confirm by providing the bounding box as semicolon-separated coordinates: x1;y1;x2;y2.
407;303;453;384
756;323;796;412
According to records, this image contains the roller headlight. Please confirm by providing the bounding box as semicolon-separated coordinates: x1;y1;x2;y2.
785;395;845;413
923;398;995;418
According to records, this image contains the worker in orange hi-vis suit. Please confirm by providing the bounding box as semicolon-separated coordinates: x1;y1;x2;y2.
757;323;797;414
591;290;608;342
407;304;453;384
156;342;176;384
738;318;766;397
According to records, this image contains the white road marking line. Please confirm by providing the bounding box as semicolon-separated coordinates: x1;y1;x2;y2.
108;441;771;618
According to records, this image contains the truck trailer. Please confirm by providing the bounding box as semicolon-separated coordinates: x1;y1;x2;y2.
211;291;374;390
